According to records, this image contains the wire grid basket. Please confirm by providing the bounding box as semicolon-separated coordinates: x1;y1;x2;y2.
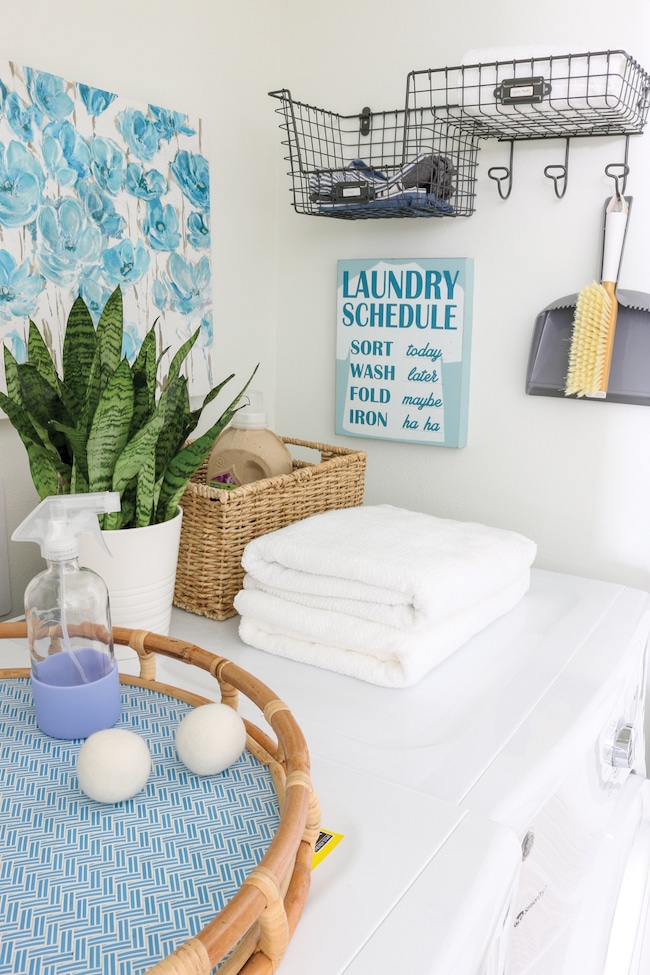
0;621;321;975
408;50;650;141
174;438;367;620
269;88;481;219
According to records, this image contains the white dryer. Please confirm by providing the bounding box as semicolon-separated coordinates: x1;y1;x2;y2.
164;568;650;975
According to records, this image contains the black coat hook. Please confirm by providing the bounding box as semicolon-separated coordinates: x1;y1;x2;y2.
488;140;514;200
544;138;570;198
605;134;630;197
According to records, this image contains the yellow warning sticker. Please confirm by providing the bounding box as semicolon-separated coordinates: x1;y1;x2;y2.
312;828;344;869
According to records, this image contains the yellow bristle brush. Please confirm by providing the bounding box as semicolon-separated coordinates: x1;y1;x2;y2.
565;194;629;398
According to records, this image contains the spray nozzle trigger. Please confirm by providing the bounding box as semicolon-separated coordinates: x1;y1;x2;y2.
12;492;121;562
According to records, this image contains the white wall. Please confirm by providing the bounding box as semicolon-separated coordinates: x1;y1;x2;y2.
3;0;650;617
0;0;281;616
272;0;650;594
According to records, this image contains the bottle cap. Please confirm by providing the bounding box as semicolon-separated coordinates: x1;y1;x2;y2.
231;390;268;430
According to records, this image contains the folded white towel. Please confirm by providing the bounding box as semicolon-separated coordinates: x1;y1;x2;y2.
241;505;536;631
236;572;531;687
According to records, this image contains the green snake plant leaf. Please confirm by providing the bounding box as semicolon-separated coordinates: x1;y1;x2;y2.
49;419;91;482
25;441;71;500
130;326;157;436
62;295;97;415
26;320;58;389
0;389;39;448
134;449;157;529
16;362;73;467
155;374;190;480
87;358;134;493
166;328;200;387
70;457;89;495
185;372;236;439
95;287;124;391
77;348;103;440
155;366;258;521
26;322;78;420
112;407;166;497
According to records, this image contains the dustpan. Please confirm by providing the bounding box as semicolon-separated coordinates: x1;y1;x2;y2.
526;196;650;405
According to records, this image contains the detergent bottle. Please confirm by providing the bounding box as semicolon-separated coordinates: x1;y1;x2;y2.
12;492;122;740
207;390;293;487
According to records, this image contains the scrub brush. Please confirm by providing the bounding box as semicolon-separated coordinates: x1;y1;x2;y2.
565;194;629;398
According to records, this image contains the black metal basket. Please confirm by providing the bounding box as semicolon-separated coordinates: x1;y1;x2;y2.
408;51;650;141
269;89;481;220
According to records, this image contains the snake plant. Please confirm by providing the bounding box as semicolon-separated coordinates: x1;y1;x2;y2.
0;286;254;529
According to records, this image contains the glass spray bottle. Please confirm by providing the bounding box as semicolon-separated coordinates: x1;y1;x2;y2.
12;492;122;740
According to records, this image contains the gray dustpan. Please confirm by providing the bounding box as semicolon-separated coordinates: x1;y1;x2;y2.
526;197;650;405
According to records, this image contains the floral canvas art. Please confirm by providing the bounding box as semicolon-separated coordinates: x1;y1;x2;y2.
0;61;213;396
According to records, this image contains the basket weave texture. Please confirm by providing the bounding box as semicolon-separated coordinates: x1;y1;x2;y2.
0;620;320;975
174;438;367;621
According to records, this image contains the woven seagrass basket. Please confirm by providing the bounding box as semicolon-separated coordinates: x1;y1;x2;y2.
174;438;366;621
0;620;320;975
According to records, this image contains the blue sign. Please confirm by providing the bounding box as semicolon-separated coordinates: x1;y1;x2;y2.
335;258;474;447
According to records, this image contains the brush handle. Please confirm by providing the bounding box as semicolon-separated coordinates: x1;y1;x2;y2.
599;208;628;392
601;208;628;285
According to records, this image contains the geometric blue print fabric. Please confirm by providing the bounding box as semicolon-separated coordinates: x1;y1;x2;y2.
0;678;280;975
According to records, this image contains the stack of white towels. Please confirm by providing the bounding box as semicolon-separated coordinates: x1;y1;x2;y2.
234;504;537;688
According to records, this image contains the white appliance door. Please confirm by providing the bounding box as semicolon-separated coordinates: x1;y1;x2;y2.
524;774;650;975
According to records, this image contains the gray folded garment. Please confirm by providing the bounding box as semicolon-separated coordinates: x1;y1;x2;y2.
401;153;456;199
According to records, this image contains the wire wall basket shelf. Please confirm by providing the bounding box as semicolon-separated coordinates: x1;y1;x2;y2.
270;51;650;219
413;50;650;141
269;89;481;220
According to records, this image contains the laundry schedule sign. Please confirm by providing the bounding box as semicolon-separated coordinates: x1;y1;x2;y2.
335;258;473;447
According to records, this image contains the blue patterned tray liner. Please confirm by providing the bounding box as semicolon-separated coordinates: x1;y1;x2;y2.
0;678;281;975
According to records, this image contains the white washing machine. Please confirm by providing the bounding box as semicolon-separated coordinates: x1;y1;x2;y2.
0;626;521;975
158;568;650;975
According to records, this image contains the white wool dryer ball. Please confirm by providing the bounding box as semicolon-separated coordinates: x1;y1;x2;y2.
77;728;152;804
176;702;247;776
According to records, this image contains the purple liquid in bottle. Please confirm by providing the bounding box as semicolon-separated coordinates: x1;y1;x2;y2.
31;647;121;739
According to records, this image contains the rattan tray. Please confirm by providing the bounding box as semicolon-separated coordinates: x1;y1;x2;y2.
174;438;366;621
0;621;320;975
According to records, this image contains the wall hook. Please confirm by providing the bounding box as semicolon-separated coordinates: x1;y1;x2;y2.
605;134;630;197
359;106;372;136
488;140;514;200
544;138;570;199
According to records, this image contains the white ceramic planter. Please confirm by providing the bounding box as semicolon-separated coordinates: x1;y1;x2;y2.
77;508;183;636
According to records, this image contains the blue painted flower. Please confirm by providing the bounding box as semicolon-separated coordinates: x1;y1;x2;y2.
187;210;210;249
1;327;27;363
102;238;150;287
197;310;213;349
78;266;112;324
149;105;196;142
0;249;45;321
151;277;168;310
42;120;91;186
142;199;180;252
77;179;125;238
25;68;74;121
121;320;144;362
77;84;117;116
170;150;209;210
125;161;167;200
4;91;42;142
164;252;211;315
90;137;126;195
36;196;102;287
117;109;160;161
0;77;7;114
0;140;44;228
